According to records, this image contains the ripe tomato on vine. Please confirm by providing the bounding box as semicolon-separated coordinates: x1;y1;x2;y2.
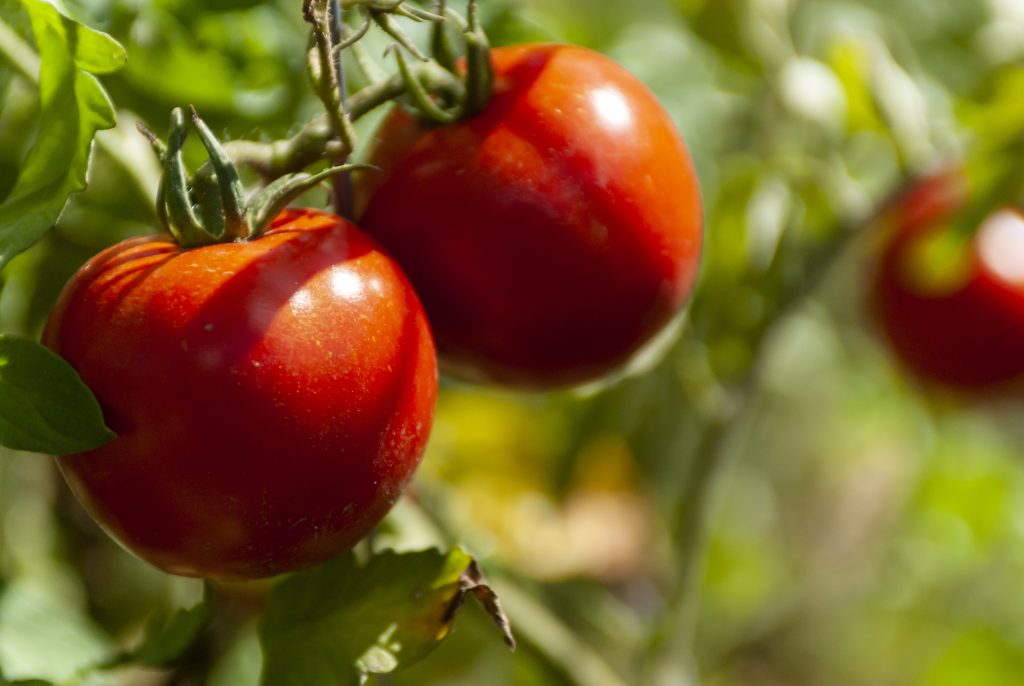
45;209;437;579
360;43;703;389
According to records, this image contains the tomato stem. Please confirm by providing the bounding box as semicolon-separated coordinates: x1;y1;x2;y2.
147;0;491;242
391;45;459;123
430;1;459;73
147;108;376;246
189;60;463;187
247;164;375;237
329;0;356;221
305;0;358;159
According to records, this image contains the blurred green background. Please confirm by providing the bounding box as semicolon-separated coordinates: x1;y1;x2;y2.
4;0;1024;684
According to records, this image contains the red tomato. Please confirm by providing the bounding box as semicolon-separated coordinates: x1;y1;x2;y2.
359;44;703;388
44;209;437;580
871;170;1024;391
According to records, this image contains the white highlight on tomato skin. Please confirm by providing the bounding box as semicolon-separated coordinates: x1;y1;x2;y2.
290;290;313;312
330;269;365;300
977;209;1024;286
590;87;632;130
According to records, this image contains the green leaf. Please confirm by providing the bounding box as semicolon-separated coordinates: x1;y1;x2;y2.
209;624;261;686
261;548;514;686
0;0;124;271
0;581;113;684
111;583;213;668
0;335;114;454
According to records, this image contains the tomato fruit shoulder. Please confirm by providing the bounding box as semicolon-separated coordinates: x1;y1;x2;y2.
359;43;703;389
44;209;438;580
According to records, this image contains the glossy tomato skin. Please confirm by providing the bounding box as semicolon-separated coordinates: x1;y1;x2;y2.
872;171;1024;391
44;209;437;580
359;44;703;388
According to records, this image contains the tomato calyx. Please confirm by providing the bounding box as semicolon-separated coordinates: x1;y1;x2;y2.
419;0;493;120
136;0;495;247
141;107;371;248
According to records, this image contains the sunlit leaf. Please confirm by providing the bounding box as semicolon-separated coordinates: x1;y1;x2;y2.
109;583;213;668
261;548;514;686
0;581;113;684
0;0;123;271
0;335;114;454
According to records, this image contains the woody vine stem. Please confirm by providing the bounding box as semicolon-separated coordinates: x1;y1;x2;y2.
140;0;492;247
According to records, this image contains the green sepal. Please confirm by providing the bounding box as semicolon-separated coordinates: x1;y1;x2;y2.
430;0;458;73
162;108;219;247
247;164;377;237
135;122;167;162
396;5;445;22
372;11;429;62
460;0;494;118
335;11;373;54
190;106;251;241
393;47;458;124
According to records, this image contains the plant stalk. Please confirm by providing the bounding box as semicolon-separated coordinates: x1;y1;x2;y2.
190;60;460;187
305;0;358;157
328;0;355;220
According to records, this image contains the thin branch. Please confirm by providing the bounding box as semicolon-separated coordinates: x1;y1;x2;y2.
328;0;354;219
305;0;357;156
197;60;461;182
